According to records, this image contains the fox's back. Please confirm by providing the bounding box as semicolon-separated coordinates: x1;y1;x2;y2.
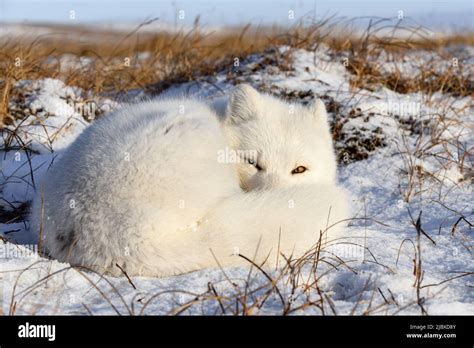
29;99;240;265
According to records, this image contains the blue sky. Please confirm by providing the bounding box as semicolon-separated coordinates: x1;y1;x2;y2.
0;0;472;29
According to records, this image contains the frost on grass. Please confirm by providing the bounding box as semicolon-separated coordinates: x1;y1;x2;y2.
0;41;472;315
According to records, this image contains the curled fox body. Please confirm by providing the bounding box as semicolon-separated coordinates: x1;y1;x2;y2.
29;85;349;276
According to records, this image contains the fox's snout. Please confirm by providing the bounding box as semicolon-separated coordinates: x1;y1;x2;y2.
244;172;287;191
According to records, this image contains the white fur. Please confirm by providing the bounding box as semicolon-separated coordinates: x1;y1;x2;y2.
28;85;349;277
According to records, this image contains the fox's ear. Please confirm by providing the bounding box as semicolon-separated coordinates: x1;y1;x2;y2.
308;98;329;124
226;84;261;123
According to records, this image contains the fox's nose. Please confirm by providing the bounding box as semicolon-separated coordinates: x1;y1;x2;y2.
260;173;283;189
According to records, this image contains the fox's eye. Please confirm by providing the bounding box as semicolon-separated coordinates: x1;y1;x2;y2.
291;166;307;174
247;158;262;171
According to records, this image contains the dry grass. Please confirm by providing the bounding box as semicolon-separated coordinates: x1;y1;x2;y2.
0;20;285;125
395;100;472;203
1;17;473;126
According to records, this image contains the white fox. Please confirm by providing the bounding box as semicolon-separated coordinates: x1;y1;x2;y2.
28;84;350;277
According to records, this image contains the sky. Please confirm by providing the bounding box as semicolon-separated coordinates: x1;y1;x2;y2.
0;0;472;29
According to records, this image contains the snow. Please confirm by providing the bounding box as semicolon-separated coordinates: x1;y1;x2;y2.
1;43;472;315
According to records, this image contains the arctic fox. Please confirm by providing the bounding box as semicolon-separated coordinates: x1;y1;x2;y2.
29;84;349;277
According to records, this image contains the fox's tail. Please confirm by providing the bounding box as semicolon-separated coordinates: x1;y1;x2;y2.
197;184;351;268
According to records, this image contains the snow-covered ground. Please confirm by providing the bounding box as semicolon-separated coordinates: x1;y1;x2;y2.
1;44;472;315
